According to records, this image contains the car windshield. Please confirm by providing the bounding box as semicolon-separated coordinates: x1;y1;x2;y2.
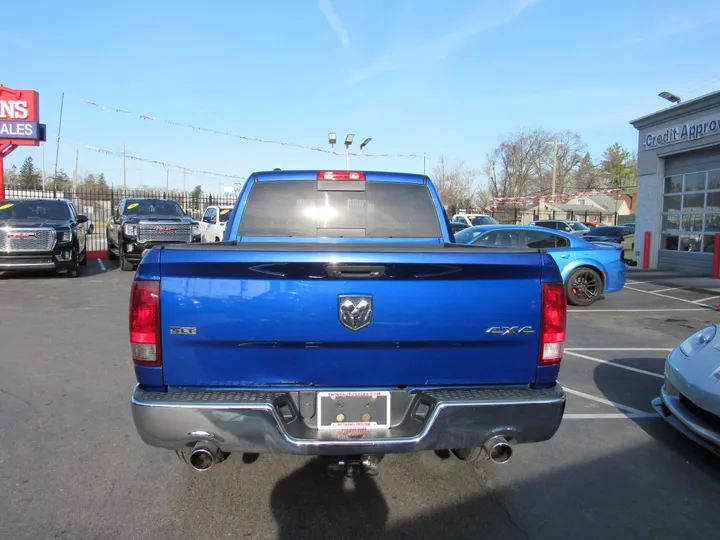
219;208;232;222
588;226;625;238
468;215;498;225
0;200;70;220
568;222;590;231
123;200;185;217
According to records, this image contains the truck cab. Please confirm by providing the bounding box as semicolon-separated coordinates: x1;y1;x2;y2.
199;205;232;242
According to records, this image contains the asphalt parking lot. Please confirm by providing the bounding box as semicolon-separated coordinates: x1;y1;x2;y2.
1;265;720;540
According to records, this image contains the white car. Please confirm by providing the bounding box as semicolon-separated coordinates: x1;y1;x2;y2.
451;213;499;227
200;205;233;242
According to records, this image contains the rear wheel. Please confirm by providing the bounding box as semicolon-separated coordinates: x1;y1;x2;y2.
566;268;603;306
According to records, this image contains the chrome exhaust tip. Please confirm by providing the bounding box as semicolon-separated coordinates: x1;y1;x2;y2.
482;436;513;464
188;441;227;471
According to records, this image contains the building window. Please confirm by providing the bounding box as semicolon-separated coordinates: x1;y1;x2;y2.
661;169;720;253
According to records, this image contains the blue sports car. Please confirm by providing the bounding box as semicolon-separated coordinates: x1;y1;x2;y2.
455;225;626;306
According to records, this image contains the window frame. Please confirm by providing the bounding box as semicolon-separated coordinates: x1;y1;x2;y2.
661;168;720;254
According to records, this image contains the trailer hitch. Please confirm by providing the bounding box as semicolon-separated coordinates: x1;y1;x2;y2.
325;454;384;478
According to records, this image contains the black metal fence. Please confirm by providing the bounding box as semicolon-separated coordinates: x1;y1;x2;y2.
2;188;238;255
491;207;621;226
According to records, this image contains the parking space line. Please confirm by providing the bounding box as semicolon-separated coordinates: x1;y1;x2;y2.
97;259;106;272
694;295;720;304
652;287;686;293
566;348;673;352
568;308;708;313
624;285;715;307
565;351;664;379
563;386;651;414
563;413;658;419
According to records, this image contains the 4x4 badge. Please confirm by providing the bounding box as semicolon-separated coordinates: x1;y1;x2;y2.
485;326;535;336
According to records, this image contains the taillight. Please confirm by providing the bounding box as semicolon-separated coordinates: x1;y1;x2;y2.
539;282;566;365
129;280;161;367
317;171;366;181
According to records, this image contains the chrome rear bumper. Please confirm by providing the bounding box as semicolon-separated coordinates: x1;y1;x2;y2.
131;384;566;455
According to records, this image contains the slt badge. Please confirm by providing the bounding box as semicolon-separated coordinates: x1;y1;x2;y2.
338;295;373;331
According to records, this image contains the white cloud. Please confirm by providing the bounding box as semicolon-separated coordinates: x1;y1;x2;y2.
347;0;541;86
317;0;350;46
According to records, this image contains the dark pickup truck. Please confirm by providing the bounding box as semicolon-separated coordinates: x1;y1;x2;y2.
130;170;567;477
107;198;200;271
0;198;89;277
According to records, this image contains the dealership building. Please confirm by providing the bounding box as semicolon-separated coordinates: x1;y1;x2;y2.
631;90;720;275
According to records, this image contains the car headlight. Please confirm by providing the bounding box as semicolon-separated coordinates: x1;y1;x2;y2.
679;325;717;357
57;231;72;243
192;223;200;236
124;224;138;237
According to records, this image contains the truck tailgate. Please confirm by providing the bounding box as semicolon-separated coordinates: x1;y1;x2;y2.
157;246;547;387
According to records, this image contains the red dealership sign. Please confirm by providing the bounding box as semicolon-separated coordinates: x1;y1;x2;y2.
0;84;46;197
0;85;41;143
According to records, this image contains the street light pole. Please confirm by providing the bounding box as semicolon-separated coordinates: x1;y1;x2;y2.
330;133;370;170
344;134;354;170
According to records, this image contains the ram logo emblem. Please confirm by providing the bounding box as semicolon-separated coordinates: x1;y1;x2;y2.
338;295;373;331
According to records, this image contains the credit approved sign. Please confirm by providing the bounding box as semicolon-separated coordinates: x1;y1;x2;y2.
644;112;720;150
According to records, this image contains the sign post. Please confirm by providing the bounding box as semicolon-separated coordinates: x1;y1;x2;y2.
0;84;45;198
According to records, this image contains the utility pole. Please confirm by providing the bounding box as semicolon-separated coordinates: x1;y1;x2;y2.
166;168;169;192
123;143;127;194
72;149;79;193
183;169;186;194
545;140;566;217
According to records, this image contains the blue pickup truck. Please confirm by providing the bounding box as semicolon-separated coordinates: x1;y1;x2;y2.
130;170;567;476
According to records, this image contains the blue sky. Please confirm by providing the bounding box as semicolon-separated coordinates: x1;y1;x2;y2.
3;0;720;194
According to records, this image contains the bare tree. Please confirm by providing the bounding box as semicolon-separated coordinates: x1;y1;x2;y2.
537;131;587;195
431;155;485;213
486;129;590;199
486;130;548;199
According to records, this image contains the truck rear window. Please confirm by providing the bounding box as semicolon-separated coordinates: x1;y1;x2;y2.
238;181;442;238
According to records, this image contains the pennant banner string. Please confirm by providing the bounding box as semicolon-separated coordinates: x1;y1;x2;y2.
78;98;423;158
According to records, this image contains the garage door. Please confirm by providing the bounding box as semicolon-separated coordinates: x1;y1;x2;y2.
659;146;720;275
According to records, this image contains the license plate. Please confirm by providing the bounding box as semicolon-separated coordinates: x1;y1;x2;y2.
317;391;391;430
